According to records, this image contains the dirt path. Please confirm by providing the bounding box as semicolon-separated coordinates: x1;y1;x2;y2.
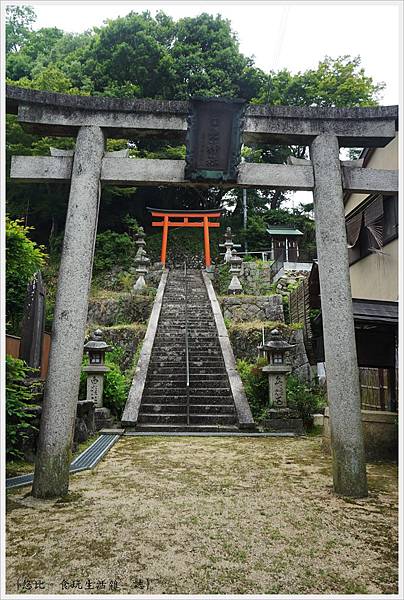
6;435;398;595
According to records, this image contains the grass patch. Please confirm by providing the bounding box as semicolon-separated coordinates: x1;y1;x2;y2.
6;459;35;478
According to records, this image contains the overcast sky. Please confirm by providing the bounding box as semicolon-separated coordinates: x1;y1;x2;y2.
4;0;402;207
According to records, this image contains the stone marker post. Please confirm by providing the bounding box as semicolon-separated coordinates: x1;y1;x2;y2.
32;126;105;499
310;134;367;498
19;271;46;372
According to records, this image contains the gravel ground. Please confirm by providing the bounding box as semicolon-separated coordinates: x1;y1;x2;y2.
6;435;398;595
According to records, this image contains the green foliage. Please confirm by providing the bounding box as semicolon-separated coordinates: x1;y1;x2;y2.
6;355;38;460
255;55;384;107
6;5;36;53
93;231;136;275
6;217;47;334
236;358;269;421
286;375;326;425
103;362;129;416
215;263;232;295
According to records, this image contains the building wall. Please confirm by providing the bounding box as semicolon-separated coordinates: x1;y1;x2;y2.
345;135;398;302
349;239;398;301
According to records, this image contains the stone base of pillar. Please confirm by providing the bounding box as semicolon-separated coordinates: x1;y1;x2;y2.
95;407;114;430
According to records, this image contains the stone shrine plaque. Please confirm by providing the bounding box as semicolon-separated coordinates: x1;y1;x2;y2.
185;97;246;182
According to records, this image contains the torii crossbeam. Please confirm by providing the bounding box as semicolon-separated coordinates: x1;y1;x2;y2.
148;208;222;267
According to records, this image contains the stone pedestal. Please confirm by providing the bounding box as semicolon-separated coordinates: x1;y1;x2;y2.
74;400;96;444
82;364;109;408
95;407;114;430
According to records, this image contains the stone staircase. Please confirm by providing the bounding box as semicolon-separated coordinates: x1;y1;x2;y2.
135;269;239;432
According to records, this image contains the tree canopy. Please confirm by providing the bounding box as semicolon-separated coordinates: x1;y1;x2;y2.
6;6;385;249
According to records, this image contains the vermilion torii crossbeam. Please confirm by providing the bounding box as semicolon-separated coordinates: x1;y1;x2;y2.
149;209;222;267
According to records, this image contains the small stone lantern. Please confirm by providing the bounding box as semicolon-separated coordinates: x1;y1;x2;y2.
83;329;111;408
133;227;150;292
228;248;243;294
259;328;295;411
220;227;241;263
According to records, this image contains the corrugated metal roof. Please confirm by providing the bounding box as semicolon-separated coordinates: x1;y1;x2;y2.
267;227;303;236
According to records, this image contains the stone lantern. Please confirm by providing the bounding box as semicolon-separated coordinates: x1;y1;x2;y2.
228;248;243;294
133;227;150;291
259;328;295;412
83;329;111;407
220;227;241;263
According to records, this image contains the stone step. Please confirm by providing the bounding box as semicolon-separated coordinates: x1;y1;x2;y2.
141;395;234;405
130;424;240;433
147;373;229;387
135;267;240;429
139;403;235;415
144;388;232;397
138;413;236;425
148;367;227;375
146;380;230;388
148;362;225;370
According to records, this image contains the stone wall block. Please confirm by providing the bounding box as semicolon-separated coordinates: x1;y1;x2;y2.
220;294;284;323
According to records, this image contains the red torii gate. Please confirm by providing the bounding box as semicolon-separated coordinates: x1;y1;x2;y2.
148;208;222;267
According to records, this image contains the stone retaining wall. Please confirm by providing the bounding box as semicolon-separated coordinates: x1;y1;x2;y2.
240;261;272;294
220;294;284;323
88;293;154;326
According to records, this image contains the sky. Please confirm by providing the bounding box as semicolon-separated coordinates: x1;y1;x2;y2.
4;0;402;207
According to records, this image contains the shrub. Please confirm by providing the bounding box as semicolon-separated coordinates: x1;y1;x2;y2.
286;375;326;425
237;358;269;421
6;354;38;460
103;363;129;416
6;217;47;334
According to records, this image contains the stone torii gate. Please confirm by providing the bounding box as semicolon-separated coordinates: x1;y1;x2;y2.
6;86;398;499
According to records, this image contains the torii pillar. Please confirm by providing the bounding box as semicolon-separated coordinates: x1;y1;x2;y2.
32;126;104;498
310;134;367;497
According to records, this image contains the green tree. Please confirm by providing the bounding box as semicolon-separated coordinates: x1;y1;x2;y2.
255;55;384;107
6;217;47;333
6;4;36;53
